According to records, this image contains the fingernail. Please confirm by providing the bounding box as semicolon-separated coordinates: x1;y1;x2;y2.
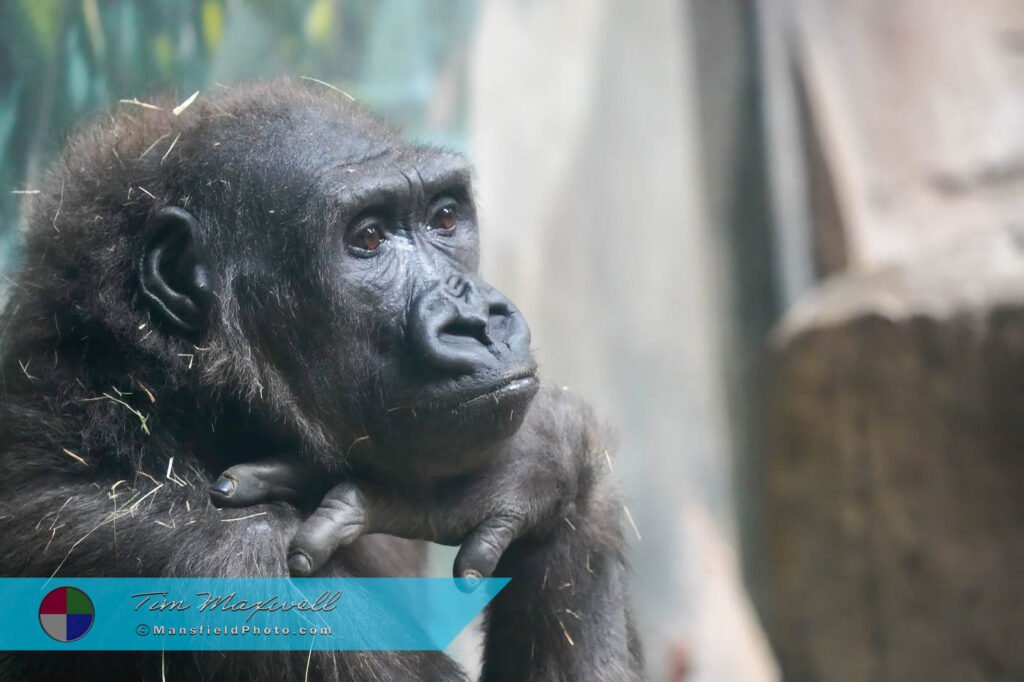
288;552;312;576
210;477;235;496
458;569;482;593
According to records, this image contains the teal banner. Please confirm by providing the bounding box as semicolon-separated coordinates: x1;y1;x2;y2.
0;578;507;651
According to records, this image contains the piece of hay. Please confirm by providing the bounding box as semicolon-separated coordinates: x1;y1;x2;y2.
161;132;181;164
119;98;163;111
62;448;88;466
173;90;199;116
300;76;356;101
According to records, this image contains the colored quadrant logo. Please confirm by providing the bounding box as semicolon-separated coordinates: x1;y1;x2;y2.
39;586;94;643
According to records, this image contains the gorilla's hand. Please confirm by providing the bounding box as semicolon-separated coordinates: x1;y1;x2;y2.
211;387;642;678
210;385;603;582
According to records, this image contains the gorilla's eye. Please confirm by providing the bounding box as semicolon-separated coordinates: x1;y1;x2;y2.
429;203;458;232
347;219;386;254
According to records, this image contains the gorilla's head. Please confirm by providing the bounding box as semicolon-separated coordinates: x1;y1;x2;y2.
20;81;539;477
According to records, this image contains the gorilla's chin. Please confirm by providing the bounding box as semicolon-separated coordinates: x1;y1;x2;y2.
366;376;540;476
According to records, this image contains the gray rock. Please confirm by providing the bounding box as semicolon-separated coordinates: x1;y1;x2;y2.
765;227;1024;681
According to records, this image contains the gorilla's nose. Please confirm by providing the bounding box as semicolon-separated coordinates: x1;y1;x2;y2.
407;275;531;375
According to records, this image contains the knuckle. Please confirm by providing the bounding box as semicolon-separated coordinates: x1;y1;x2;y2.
322;486;364;516
309;486;367;529
482;512;524;545
468;528;503;565
289;532;316;555
473;530;505;559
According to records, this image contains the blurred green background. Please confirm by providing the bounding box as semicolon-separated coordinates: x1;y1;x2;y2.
0;0;476;270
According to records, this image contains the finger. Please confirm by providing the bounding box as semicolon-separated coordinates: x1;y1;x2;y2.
453;513;525;591
288;483;370;576
209;459;311;508
288;483;452;576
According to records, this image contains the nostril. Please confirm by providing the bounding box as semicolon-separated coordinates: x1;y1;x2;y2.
486;301;514;342
488;302;511;318
440;318;491;346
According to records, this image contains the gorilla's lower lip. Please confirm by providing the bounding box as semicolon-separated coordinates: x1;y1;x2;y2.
388;370;540;413
457;374;539;408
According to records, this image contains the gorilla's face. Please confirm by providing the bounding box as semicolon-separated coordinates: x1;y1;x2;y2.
310;150;539;468
140;106;538;473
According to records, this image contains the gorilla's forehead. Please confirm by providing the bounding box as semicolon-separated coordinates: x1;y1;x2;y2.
195;97;471;208
316;148;473;210
284;118;471;189
267;143;472;217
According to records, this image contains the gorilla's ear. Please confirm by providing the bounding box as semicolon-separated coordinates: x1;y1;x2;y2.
139;207;216;334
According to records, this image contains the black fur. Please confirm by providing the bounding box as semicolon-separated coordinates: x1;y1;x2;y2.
0;80;641;681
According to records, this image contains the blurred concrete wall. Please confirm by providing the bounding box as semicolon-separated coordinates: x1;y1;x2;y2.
763;0;1024;278
759;1;1024;679
469;1;777;680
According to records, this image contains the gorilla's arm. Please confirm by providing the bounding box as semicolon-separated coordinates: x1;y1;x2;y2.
0;449;466;682
0;448;299;577
0;452;290;681
474;387;644;682
214;386;644;681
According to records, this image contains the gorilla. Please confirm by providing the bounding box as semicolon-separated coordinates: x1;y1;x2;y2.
0;80;642;681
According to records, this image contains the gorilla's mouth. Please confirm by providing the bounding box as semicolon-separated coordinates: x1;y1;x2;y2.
457;374;539;408
399;368;539;414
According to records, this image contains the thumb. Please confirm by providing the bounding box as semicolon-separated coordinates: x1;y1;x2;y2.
453;513;525;591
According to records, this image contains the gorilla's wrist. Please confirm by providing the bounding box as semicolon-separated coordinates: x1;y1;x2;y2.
504;461;615;568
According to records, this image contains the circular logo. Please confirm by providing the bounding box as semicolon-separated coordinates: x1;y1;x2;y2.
39;586;95;643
